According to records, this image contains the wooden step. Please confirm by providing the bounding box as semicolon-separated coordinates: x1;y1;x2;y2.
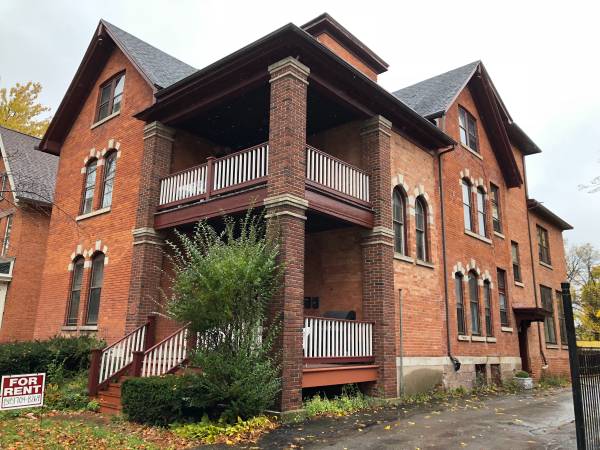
99;401;122;415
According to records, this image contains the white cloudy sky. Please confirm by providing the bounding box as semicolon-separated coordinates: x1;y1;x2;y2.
1;0;598;247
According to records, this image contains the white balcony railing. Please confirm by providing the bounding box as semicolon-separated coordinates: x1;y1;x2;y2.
303;317;373;361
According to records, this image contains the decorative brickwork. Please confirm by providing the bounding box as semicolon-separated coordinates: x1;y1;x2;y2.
360;116;397;397
265;57;309;412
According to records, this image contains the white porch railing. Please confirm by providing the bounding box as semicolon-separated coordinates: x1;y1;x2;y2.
159;163;208;205
213;143;269;192
98;323;147;384
306;146;370;203
303;317;373;360
141;326;189;377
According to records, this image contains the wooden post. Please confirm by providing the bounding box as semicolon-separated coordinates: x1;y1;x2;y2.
131;351;144;377
206;156;215;200
87;349;102;396
144;314;157;350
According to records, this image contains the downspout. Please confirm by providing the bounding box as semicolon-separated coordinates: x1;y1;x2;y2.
437;142;461;371
522;155;548;368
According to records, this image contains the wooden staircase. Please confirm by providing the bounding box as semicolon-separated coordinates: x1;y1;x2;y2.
88;317;190;415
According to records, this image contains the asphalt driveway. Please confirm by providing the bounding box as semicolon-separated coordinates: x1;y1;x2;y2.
254;388;575;449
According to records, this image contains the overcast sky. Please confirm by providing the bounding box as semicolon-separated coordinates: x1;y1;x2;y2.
1;0;598;247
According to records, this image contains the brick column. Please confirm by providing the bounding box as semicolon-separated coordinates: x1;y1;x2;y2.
125;122;175;331
265;57;310;412
360;115;398;397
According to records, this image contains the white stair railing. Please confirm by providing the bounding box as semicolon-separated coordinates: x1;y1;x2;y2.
306;145;370;203
303;317;373;360
98;324;147;384
141;326;189;377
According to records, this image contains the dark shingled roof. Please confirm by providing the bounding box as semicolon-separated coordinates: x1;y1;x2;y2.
393;61;480;118
101;20;197;89
0;126;58;204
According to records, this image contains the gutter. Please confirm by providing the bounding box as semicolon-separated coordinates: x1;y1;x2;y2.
437;143;461;371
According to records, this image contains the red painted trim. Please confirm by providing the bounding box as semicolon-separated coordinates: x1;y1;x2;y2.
305;188;374;228
304;356;375;364
302;364;379;388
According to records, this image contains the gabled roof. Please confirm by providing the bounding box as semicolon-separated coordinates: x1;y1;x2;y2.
393;61;480;118
0;126;58;205
39;20;197;154
527;199;573;231
101;20;197;89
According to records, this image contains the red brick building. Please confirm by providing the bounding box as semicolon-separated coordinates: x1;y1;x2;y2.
6;13;573;411
0;126;58;342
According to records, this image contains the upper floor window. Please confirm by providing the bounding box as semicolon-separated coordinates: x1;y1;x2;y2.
483;280;493;336
556;290;567;346
490;183;501;233
511;241;522;283
476;187;487;237
541;285;556;344
392;187;407;255
81;159;97;215
86;253;105;325
462;179;473;231
1;215;12;256
458;106;479;152
66;257;84;326
415;196;428;261
468;271;481;335
497;268;509;326
455;273;466;335
96;73;125;122
537;225;551;265
102;152;117;208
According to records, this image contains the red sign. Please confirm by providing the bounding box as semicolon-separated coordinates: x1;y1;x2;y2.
0;373;46;410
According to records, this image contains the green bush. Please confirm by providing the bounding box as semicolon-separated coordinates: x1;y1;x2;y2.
121;374;206;426
514;370;530;378
171;415;276;444
44;372;95;411
539;374;570;388
304;385;376;418
0;335;101;380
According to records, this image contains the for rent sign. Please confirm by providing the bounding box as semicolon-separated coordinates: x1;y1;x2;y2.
0;373;45;410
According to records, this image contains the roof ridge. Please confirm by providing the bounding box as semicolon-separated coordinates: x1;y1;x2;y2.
394;60;480;93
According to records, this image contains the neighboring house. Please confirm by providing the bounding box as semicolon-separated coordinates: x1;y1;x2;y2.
16;13;571;412
0;125;58;342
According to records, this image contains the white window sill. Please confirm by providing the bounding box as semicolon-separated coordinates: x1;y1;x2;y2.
61;326;78;331
546;343;559;349
458;335;471;342
461;144;483;160
394;253;414;264
61;325;98;332
514;281;525;288
464;229;492;245
540;261;553;270
486;337;497;343
90;111;120;130
501;326;513;333
471;335;486;342
562;345;569;350
76;207;111;222
415;259;434;269
493;231;505;239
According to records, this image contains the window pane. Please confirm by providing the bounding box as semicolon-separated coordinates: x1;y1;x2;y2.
99;84;112;104
113;75;125;97
455;274;465;335
469;273;480;335
467;115;478;151
112;94;122;114
86;254;105;325
415;198;427;261
66;291;80;326
66;260;84;326
462;182;472;231
477;189;486;236
82;161;97;214
86;288;101;325
541;286;556;344
484;282;492;336
393;190;405;255
459;128;468;146
102;154;117;208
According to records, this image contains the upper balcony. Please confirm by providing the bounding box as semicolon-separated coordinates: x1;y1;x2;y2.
155;141;373;229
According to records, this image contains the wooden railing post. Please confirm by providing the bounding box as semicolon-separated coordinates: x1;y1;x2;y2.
145;314;157;350
88;349;102;396
206;156;215;200
131;351;144;377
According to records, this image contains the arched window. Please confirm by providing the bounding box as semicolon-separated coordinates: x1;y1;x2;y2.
415;196;428;261
483;280;492;336
85;253;105;325
468;271;481;335
455;273;466;335
102;152;117;208
462;179;473;231
392;187;407;255
82;159;97;214
476;187;487;237
66;257;84;326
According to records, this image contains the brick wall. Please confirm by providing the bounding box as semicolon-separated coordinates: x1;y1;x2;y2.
33;46;154;344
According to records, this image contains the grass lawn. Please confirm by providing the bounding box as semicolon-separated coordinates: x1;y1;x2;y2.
0;411;192;450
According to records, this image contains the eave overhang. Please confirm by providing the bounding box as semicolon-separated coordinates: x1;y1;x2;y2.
527;199;573;231
136;24;454;152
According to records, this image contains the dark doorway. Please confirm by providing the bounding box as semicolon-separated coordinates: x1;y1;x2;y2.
518;322;531;373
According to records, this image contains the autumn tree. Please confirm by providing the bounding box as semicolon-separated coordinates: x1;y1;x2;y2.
0;81;51;137
577;266;600;340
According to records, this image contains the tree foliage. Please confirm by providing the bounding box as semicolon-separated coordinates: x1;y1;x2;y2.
577;266;600;340
566;242;600;291
0;81;51;137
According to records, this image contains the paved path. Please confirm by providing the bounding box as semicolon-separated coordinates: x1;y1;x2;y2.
255;388;575;449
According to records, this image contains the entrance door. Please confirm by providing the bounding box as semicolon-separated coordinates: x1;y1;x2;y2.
0;283;7;330
518;321;531;373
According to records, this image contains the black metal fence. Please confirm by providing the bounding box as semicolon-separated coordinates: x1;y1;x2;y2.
562;282;600;450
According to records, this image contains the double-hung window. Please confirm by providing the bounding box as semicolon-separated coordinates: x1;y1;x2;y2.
484;281;493;336
415;197;428;261
462;180;473;231
469;272;481;335
96;73;125;122
86;253;105;325
511;242;522;283
393;188;407;255
541;285;556;344
476;187;487;237
490;183;501;233
459;106;479;152
66;258;84;326
537;225;551;265
455;273;466;335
